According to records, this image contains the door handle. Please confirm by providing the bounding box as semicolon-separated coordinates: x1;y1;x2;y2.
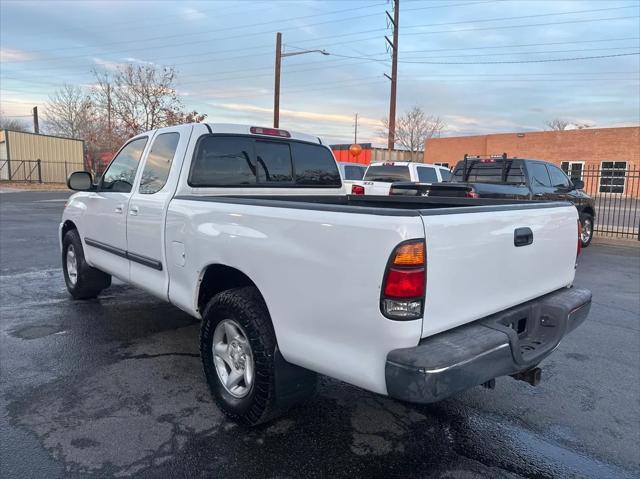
514;227;534;247
129;206;139;216
114;204;124;214
534;193;544;198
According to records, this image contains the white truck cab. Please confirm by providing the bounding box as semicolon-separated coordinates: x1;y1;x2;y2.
354;161;452;195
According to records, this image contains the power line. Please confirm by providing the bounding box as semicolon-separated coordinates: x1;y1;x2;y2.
400;52;640;65
4;4;636;68
7;3;384;53
400;37;640;54
402;14;640;38
402;4;638;32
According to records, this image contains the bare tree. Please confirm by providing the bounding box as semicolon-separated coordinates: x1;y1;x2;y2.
94;64;206;138
0;114;30;132
45;84;94;138
380;106;446;161
545;118;571;131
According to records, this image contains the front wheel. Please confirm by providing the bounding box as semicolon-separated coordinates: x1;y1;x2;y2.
200;286;316;426
62;229;111;299
580;213;594;248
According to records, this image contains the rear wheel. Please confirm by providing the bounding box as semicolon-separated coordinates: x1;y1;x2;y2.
579;213;594;248
200;286;317;425
62;229;111;299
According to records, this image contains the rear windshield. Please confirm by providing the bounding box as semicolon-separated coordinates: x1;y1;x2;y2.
452;160;525;184
189;135;341;187
364;165;411;182
343;165;366;180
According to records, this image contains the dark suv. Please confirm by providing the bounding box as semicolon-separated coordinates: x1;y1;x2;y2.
390;155;596;246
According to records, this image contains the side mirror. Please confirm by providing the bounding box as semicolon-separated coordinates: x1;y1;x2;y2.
67;171;94;191
573;179;584;190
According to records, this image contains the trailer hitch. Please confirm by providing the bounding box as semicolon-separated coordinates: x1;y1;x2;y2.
511;367;542;386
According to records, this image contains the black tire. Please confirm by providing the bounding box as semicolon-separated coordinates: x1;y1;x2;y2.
200;286;316;426
579;213;594;248
62;229;111;299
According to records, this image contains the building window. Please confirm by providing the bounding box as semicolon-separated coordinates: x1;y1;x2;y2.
560;161;584;183
599;161;627;194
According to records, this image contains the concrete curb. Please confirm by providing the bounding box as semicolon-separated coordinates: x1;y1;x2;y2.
592;236;639;248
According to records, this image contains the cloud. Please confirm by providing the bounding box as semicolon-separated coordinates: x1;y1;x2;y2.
181;7;207;21
124;57;155;66
216;103;379;127
93;57;122;71
0;48;33;62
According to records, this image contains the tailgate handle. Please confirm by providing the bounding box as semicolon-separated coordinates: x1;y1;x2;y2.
514;227;533;247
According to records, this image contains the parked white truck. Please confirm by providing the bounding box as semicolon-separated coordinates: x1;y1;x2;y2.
351;161;452;195
61;123;591;425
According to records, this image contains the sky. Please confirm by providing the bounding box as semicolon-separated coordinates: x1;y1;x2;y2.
1;0;639;146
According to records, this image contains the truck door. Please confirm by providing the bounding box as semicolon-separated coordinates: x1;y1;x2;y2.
82;136;149;281
126;124;192;299
526;161;554;200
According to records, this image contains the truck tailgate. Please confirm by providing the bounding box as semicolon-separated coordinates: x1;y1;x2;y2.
420;204;578;338
363;181;392;195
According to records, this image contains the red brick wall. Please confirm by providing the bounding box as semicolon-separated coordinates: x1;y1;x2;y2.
424;127;640;196
425;127;639;168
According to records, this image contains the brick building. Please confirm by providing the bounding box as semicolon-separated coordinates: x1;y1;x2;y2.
424;126;639;196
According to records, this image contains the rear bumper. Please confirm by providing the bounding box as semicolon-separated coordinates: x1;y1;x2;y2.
385;287;591;403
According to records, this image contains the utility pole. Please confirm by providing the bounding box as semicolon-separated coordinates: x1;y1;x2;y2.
385;0;399;150
273;32;329;128
273;32;282;128
354;113;359;144
32;106;39;134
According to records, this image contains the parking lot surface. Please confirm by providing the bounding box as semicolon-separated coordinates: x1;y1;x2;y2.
1;190;639;478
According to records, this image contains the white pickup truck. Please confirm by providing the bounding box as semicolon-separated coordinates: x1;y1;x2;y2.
351;161;452;195
61;123;591;425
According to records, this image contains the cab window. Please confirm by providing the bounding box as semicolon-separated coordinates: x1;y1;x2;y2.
547;164;571;188
528;162;552;191
100;137;148;193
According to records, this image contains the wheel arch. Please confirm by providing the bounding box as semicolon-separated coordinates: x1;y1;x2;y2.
196;264;268;317
61;219;78;240
581;205;595;219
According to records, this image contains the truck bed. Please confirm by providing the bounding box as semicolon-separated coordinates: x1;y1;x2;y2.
176;194;569;215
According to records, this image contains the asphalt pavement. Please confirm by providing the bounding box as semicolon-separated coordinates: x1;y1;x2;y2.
1;190;639;479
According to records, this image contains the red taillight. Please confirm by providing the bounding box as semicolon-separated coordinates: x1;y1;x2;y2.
384;269;425;298
465;190;480;198
250;126;291;138
577;220;582;258
381;240;426;320
351;184;365;195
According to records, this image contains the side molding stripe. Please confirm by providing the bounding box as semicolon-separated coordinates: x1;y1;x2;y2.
84;238;163;271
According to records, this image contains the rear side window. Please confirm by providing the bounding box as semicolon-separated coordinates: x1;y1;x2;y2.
189;136;256;186
140;133;180;194
440;169;452;181
291;142;341;186
343;165;365;180
417;167;438;183
189;135;341;187
452;160;525;184
364;165;411;182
